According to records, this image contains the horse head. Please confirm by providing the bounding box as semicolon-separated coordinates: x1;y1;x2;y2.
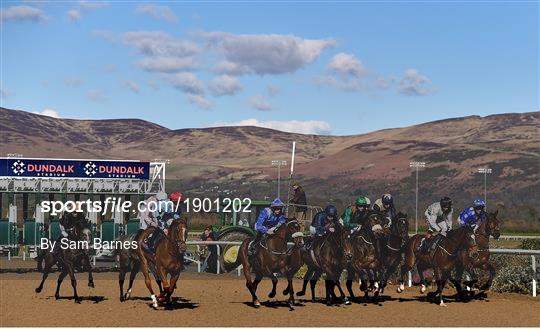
486;210;501;239
366;211;389;236
453;225;479;260
168;219;188;254
392;212;409;238
285;217;304;248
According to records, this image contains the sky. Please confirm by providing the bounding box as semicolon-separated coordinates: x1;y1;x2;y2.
1;1;538;135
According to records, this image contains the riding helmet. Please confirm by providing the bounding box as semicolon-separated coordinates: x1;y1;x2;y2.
473;198;486;209
382;194;393;205
325;205;338;218
440;196;452;209
355;196;370;206
271;198;285;208
169;191;183;203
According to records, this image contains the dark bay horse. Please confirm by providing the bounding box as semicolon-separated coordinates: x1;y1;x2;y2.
344;211;387;301
297;222;353;306
453;211;501;295
35;212;94;302
233;218;304;310
378;212;409;293
397;225;479;306
136;219;188;308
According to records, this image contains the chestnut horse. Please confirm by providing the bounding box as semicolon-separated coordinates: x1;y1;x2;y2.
233;218;304;310
136;219;188;308
397;225;479;306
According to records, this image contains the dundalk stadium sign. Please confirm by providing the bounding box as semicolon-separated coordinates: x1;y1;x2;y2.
0;158;150;180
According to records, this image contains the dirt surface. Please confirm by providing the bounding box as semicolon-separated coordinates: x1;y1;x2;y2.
1;271;539;327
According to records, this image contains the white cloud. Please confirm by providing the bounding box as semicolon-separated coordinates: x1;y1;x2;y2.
135;4;177;23
137;56;198;72
214;118;331;135
125;81;140;94
0;88;13;99
328;53;364;77
165;72;205;95
64;77;82;87
67;9;81;22
1;5;46;22
87;89;107;102
67;1;106;22
33;108;60;118
201;31;336;75
208;75;242;96
398;69;434;96
118;31;199;57
248;95;272;111
189;95;212;110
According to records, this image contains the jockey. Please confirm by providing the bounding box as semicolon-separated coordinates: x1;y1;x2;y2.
310;205;339;237
419;197;453;253
142;191;173;254
248;198;286;256
373;193;396;227
458;198;487;232
341;196;371;231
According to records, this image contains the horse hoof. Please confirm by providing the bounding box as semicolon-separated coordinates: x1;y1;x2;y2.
55;294;60;300
283;289;289;296
326;300;333;306
35;287;42;293
344;299;351;305
74;297;81;304
296;291;305;297
439;301;447;307
253;300;261;308
420;284;427;294
88;282;95;288
268;291;276;298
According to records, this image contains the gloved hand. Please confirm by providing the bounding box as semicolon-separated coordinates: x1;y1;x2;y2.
267;227;276;235
328;227;335;233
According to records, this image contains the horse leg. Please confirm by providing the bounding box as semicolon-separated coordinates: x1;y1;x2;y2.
481;263;495;291
87;264;95;288
166;273;180;304
125;262;140;301
345;270;356;301
119;265;128;302
417;263;428;294
55;269;68;300
309;270;320;302
140;260;158;309
67;266;80;303
268;274;277;298
334;279;350;305
451;265;465;299
297;267;313;297
324;279;333;306
286;276;295;310
35;259;52;293
436;270;449;307
251;275;263;308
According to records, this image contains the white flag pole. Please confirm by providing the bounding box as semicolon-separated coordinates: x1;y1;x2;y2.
286;142;296;215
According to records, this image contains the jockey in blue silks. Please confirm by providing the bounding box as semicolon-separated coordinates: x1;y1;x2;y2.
248;198;286;256
458;198;487;233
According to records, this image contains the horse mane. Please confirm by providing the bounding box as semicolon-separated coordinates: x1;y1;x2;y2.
447;225;471;238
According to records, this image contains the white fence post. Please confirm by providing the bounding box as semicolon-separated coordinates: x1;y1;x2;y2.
197;245;201;273
408;271;412;287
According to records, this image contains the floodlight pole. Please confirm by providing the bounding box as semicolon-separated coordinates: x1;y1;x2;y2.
272;160;287;199
477;168;492;210
410;161;426;234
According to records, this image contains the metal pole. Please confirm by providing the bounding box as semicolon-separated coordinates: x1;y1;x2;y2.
484;171;487;210
277;163;281;199
216;245;220;275
408;271;412;287
532;255;537;297
197;245;201;273
415;167;419;234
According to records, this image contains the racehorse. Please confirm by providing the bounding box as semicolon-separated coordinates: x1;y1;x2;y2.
378;212;409;293
136;218;188;308
453;210;501;296
233;218;304;310
297;222;353;306
344;210;387;302
117;231;163;302
397;225;479;306
35;212;94;302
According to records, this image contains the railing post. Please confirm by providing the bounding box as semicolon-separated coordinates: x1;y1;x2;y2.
408;271;412;287
197;245;201;273
532;255;537;297
216;245;220;275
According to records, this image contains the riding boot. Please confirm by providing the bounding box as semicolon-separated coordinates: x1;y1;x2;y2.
248;233;263;256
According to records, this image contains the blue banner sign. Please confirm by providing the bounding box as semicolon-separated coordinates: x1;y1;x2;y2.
0;158;150;180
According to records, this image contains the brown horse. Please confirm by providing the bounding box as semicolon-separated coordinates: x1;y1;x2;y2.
136;219;188;308
344;211;387;301
297;222;353;306
378;212;409;293
453;210;501;295
35;212;94;302
233;218;304;310
397;225;479;306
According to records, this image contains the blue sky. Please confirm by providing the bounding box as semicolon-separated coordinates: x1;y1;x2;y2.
1;1;538;135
